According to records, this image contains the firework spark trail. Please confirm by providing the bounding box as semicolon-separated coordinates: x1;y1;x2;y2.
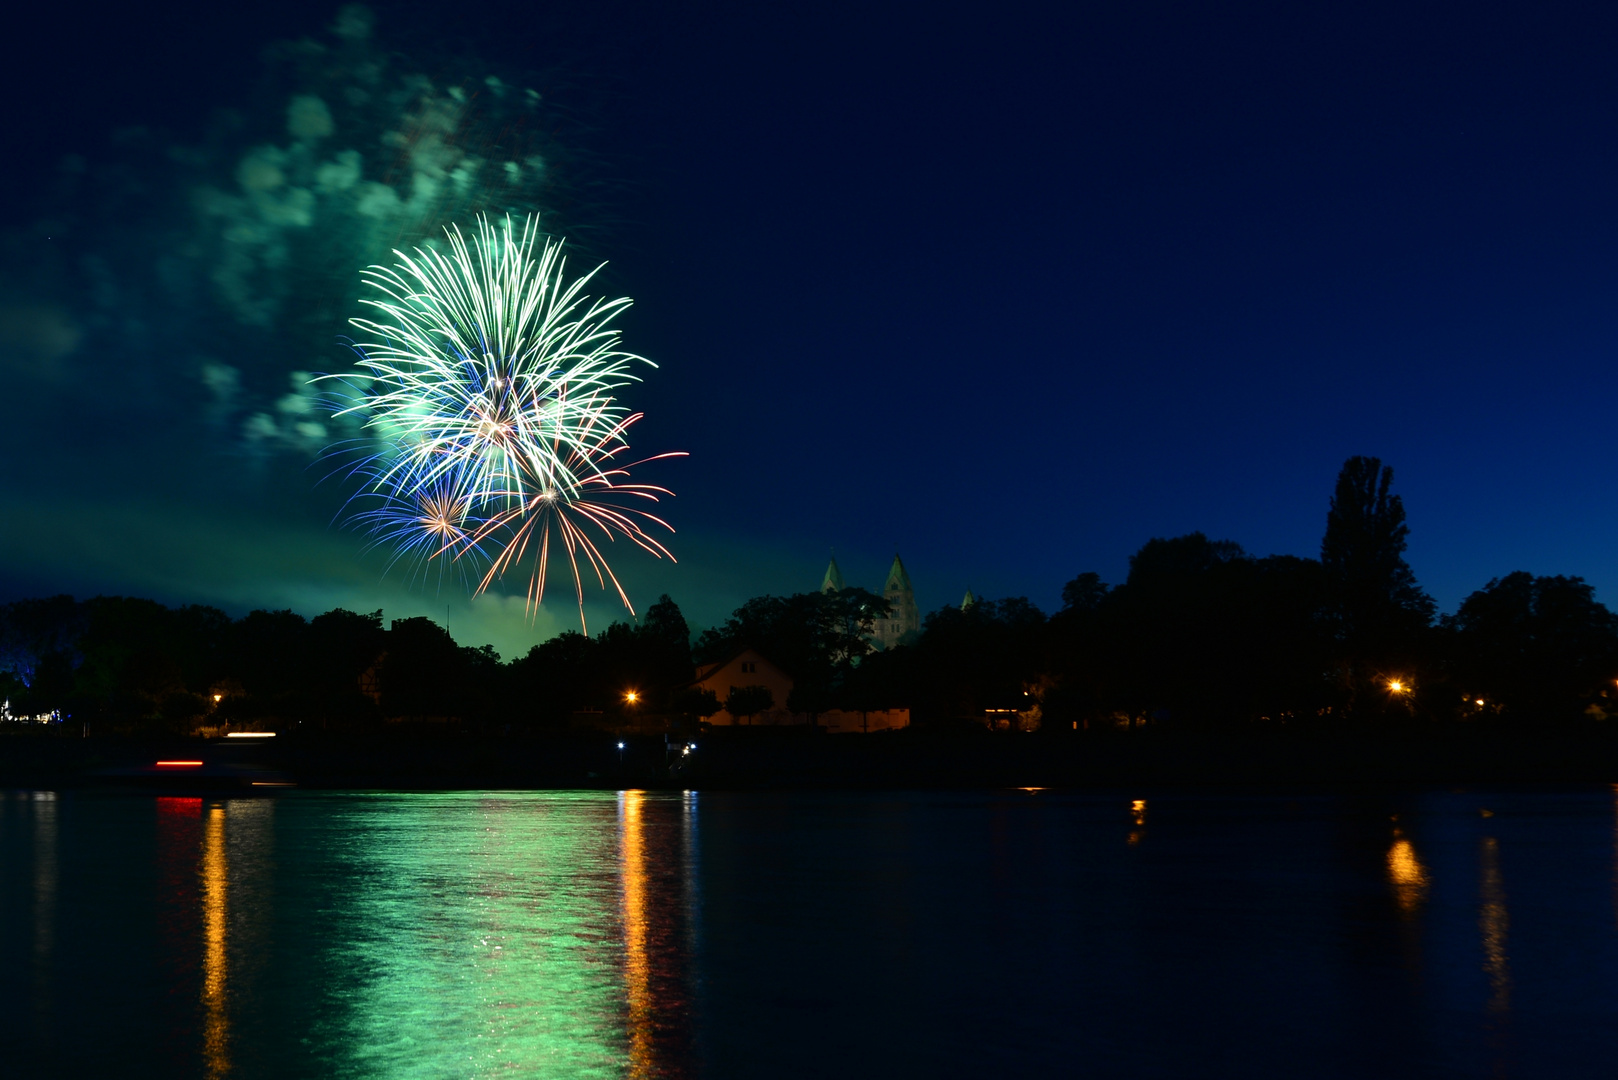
330;214;650;506
467;412;685;630
346;466;493;590
318;214;682;629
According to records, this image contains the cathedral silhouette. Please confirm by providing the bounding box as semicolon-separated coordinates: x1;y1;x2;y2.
820;554;921;649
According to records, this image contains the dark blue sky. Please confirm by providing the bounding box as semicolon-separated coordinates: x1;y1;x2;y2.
4;0;1618;651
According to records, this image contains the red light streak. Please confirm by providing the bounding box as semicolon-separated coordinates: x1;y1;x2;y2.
155;760;204;768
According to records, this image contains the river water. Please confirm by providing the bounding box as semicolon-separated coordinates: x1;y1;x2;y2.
3;787;1617;1078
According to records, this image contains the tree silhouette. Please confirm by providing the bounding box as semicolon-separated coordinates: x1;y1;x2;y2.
1443;572;1618;722
908;596;1047;725
1044;535;1333;729
726;684;775;725
380;617;466;719
1059;572;1109;613
306;608;385;726
1320;456;1435;712
671;685;721;721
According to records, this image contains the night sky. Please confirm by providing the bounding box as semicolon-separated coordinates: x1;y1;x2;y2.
4;0;1618;654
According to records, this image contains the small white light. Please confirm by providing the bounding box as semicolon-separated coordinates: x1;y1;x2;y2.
617;742;625;750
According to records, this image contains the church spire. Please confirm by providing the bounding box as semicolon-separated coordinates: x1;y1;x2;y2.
821;554;846;594
876;553;921;650
883;553;913;595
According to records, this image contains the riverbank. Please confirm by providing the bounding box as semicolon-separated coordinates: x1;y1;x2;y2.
6;724;1618;790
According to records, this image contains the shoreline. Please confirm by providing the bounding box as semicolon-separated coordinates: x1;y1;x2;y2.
6;726;1618;791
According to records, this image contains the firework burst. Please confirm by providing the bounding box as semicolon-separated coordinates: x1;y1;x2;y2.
347;468;489;590
320;214;682;628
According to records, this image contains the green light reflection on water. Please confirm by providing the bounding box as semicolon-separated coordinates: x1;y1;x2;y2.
311;791;641;1079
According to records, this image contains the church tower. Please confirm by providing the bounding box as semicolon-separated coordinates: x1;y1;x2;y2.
875;554;921;649
821;555;846;594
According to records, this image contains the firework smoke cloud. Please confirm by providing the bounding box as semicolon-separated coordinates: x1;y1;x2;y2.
4;4;600;461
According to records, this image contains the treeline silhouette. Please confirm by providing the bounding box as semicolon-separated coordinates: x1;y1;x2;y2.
3;456;1616;734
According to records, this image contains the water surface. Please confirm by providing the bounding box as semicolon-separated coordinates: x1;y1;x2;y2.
3;787;1617;1077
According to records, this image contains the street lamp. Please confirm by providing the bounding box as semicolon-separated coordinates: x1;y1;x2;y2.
624;690;639;705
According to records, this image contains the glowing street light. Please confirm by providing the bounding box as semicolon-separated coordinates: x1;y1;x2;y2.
624;690;639;705
1387;679;1407;694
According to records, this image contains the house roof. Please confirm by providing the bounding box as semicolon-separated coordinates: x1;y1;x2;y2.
686;647;795;689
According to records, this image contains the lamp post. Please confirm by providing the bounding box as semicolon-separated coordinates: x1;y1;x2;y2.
618;692;641;770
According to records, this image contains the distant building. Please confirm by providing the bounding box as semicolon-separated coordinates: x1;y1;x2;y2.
690;648;796;725
820;556;847;594
819;553;921;649
688;646;910;732
874;555;920;649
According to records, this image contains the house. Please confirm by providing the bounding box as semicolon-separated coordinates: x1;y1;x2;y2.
691;648;798;725
689;647;909;732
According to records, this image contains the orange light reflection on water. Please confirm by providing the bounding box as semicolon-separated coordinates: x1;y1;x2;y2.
201;805;229;1079
621;790;653;1079
1386;835;1430;914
